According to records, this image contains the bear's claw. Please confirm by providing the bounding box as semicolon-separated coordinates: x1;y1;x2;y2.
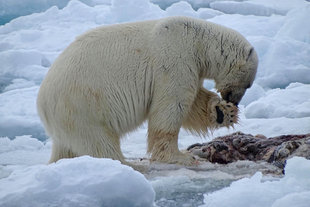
151;151;198;166
215;106;224;124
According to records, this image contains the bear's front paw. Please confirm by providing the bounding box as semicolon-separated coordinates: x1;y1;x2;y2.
151;151;198;166
215;101;238;127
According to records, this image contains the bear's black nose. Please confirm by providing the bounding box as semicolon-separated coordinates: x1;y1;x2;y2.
221;91;240;106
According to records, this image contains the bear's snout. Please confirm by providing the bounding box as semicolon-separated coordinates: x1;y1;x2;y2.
221;88;246;106
221;91;232;104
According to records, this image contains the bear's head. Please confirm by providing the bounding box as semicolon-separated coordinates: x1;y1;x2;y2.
215;47;258;106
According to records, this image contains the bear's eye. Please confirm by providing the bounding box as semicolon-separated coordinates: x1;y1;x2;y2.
246;84;251;89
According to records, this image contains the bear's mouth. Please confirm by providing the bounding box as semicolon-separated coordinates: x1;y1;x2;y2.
221;91;239;106
220;89;245;106
221;91;233;104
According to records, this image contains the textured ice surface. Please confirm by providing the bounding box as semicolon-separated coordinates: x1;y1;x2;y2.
0;156;155;207
245;83;310;118
1;0;309;138
201;157;310;207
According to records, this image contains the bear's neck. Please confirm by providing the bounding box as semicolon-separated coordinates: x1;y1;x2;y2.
194;32;227;81
194;25;243;83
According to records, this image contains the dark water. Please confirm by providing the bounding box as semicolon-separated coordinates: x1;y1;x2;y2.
153;178;233;207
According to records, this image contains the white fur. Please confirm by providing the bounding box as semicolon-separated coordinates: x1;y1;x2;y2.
37;16;258;165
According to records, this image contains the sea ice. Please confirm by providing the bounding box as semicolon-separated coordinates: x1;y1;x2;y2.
245;83;310;119
0;156;155;207
0;0;309;207
201;157;310;207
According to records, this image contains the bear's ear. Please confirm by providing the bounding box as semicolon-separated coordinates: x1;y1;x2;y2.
246;47;254;62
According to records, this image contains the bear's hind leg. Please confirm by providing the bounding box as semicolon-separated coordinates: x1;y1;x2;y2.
49;140;77;163
76;127;126;164
49;125;127;164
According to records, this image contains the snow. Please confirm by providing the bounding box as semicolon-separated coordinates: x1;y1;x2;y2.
0;0;70;25
0;156;155;207
107;0;164;23
0;86;46;140
210;1;285;16
245;83;310;118
166;1;198;17
0;0;310;206
0;135;50;167
201;157;310;207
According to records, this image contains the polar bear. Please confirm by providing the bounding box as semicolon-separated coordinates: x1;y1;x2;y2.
37;16;258;166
